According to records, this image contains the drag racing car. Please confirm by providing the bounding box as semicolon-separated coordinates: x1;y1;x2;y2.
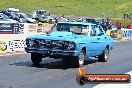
25;22;113;67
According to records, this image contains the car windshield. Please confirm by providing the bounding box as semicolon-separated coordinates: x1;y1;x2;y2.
38;11;46;15
52;23;89;34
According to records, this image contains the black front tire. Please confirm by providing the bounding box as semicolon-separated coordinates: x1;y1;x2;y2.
31;53;42;65
61;50;85;68
98;47;109;62
72;50;85;67
61;58;71;67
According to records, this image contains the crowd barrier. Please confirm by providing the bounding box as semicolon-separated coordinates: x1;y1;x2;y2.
107;29;132;39
0;34;28;54
0;23;53;54
121;29;132;39
0;23;53;34
20;23;53;34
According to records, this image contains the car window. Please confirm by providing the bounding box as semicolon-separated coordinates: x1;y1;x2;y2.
45;12;49;16
96;26;104;36
81;25;90;35
95;26;102;36
36;11;39;14
52;23;90;34
91;25;97;36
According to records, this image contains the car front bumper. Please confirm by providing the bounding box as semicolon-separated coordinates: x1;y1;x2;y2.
25;48;78;57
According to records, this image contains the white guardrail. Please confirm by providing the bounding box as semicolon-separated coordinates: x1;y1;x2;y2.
0;24;132;54
122;29;132;39
0;34;28;54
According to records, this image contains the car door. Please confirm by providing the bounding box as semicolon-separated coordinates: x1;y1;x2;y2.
89;25;107;56
87;25;100;56
95;25;107;54
81;25;97;57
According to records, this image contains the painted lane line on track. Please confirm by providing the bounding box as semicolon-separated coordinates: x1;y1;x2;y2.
93;71;132;88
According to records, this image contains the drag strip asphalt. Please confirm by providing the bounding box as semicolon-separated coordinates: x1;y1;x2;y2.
0;40;132;88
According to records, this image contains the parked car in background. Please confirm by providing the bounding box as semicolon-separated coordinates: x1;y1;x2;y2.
1;11;26;23
0;13;18;23
5;8;19;13
16;13;37;23
25;22;113;67
32;10;53;23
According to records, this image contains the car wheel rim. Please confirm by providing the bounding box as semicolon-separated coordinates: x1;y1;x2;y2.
105;49;108;60
79;51;85;66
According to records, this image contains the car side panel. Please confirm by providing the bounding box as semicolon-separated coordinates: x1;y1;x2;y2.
75;37;100;58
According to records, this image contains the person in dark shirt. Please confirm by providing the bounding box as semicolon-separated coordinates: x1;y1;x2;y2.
100;19;107;32
106;18;112;30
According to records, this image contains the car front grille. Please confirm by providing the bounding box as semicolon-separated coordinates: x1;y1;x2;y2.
27;39;71;50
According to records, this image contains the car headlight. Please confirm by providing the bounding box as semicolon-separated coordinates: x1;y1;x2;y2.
63;41;75;50
68;42;75;50
26;39;34;47
40;39;45;44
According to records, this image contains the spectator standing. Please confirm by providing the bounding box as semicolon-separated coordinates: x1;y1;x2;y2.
116;20;122;39
106;18;112;30
116;20;122;29
127;23;132;29
100;19;107;32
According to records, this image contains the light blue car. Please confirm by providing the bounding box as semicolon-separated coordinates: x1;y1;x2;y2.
25;22;113;67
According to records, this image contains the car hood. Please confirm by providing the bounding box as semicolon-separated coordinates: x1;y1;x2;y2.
27;31;87;42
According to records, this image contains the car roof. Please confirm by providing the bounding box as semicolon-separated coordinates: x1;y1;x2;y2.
58;22;96;26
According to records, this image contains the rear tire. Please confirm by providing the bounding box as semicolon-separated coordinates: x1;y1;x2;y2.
98;47;109;62
31;53;42;65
